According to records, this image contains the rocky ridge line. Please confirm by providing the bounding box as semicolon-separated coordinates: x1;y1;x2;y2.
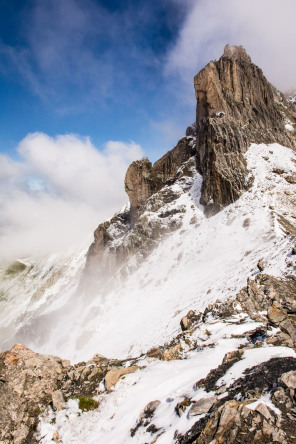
85;45;296;281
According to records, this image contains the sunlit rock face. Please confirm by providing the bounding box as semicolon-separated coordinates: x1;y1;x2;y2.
194;44;296;215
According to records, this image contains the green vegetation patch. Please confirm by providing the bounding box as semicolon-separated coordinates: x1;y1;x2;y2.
78;396;99;412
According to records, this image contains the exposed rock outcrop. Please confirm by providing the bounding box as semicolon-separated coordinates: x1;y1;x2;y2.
85;45;296;280
194;44;296;215
84;155;197;284
0;344;140;443
125;137;196;225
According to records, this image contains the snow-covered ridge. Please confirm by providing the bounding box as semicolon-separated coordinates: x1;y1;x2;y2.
0;143;295;364
0;142;296;443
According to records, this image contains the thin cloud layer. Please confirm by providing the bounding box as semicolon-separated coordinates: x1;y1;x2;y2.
0;133;143;263
165;0;296;101
0;0;178;113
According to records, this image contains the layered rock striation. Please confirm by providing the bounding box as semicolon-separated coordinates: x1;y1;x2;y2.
194;44;296;215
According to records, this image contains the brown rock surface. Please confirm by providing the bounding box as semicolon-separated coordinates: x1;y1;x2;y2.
0;344;139;442
104;365;138;391
125;137;196;225
0;344;71;443
194;44;296;215
188;396;217;417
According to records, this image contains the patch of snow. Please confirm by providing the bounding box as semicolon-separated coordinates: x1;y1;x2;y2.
285;123;294;132
217;346;296;388
246;393;281;416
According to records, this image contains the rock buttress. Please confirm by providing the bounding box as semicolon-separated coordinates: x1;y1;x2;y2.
125;137;196;225
194;44;296;215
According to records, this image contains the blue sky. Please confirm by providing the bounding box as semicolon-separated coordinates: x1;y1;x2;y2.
0;0;295;261
0;0;193;160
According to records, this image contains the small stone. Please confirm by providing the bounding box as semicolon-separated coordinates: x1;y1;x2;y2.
188;396;217;417
163;344;182;361
255;403;273;421
175;398;191;416
272;168;285;175
280;371;296;389
285;175;296;184
180;316;190;331
180;310;201;331
144;400;161;416
243;218;251;227
53;430;61;443
216;385;227;395
292;247;296;255
52;390;66;411
105;366;138;391
257;261;265;272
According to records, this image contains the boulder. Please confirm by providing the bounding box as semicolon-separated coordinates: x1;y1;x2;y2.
52;390;66;411
104;365;138;391
257;260;265;272
267;301;287;324
280;371;296;389
189;396;217;417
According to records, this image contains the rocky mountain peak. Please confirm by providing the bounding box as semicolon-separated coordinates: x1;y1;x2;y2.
85;45;296;281
194;44;296;215
223;43;252;62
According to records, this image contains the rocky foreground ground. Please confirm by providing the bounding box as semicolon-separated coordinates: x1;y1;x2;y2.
1;266;296;443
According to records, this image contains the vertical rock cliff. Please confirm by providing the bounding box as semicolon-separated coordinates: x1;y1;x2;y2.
194;44;295;215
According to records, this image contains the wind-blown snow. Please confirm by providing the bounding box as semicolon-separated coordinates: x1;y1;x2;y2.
1;142;296;443
0;143;296;364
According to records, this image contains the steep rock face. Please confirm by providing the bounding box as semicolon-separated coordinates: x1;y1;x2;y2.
194;44;296;215
85;44;296;278
125;137;196;225
286;87;296;110
84;156;197;285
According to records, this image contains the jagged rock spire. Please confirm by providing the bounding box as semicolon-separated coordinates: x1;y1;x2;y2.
194;44;296;215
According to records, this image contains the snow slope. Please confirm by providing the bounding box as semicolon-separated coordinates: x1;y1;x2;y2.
1;142;296;443
0;143;296;364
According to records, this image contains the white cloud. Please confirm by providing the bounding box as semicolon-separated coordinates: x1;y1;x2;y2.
165;0;296;99
0;133;143;263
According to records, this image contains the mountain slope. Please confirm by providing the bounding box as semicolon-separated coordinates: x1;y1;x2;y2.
0;45;296;443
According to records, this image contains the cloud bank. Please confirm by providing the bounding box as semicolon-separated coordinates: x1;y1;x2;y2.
165;0;296;102
0;134;143;263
